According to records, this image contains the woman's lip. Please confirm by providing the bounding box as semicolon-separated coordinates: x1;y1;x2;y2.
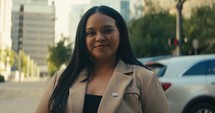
94;44;108;48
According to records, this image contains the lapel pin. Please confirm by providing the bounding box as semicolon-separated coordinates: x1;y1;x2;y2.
112;92;119;97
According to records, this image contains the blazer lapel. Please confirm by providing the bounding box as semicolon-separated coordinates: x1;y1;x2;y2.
97;60;133;113
67;60;133;113
68;70;88;113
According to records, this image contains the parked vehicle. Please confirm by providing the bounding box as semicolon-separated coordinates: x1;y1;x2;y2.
0;74;5;82
143;54;215;113
138;55;173;64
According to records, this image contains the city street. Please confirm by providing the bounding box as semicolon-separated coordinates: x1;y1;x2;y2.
0;78;50;113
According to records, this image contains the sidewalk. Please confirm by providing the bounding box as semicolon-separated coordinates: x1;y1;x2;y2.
0;78;50;113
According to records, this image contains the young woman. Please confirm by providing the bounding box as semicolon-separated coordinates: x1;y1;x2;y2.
35;5;170;113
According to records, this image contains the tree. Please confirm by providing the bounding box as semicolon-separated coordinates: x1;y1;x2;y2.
47;38;72;76
4;48;18;69
0;48;18;71
128;12;176;58
183;5;215;54
19;50;28;75
142;0;163;15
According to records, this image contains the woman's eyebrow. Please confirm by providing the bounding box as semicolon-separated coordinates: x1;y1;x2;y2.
86;25;114;30
103;25;114;29
86;28;94;31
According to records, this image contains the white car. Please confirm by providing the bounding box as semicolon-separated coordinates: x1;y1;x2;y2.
144;54;215;113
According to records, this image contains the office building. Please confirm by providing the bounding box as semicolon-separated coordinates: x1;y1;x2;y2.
142;0;215;18
0;0;12;50
0;0;12;79
121;0;130;22
68;0;133;43
11;0;55;76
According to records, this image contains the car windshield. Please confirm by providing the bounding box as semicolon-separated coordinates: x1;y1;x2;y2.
146;63;166;77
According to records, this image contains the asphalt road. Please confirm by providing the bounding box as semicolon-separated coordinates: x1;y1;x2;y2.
0;79;49;113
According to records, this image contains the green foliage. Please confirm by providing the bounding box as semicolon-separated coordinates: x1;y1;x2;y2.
8;49;18;66
20;50;28;75
47;39;72;76
128;12;176;57
0;49;2;61
184;5;215;54
11;50;29;76
47;61;58;76
129;4;215;57
0;48;18;71
0;47;31;77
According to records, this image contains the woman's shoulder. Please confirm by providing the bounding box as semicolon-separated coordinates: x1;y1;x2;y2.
129;64;161;92
118;60;154;77
51;69;65;78
129;64;156;81
55;69;65;77
131;64;154;75
50;69;65;85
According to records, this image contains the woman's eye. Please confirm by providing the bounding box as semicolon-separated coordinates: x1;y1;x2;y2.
103;29;113;34
86;31;96;36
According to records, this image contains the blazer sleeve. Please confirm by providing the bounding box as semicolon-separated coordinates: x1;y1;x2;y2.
34;71;60;113
140;71;171;113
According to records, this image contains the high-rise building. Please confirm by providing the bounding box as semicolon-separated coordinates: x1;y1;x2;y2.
68;4;87;42
68;0;133;43
11;0;55;76
0;0;12;49
88;0;130;21
0;0;13;79
142;0;215;18
89;0;120;10
121;0;130;22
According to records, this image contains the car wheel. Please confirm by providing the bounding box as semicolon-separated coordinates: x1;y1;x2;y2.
187;103;215;113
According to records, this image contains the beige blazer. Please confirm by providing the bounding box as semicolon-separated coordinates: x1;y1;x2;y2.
35;60;170;113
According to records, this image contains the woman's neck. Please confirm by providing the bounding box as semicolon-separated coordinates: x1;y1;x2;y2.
86;57;118;95
95;56;117;68
92;57;118;77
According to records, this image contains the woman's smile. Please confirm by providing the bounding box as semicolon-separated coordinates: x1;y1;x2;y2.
94;44;108;48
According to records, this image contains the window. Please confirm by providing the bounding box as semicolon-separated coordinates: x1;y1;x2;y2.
183;60;210;76
208;60;215;75
146;63;166;77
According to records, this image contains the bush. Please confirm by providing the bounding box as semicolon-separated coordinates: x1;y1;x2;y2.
0;74;5;82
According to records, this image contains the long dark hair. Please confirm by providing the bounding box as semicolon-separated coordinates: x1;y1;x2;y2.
48;5;144;113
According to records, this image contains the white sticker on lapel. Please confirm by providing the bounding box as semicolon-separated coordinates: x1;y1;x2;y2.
112;92;119;97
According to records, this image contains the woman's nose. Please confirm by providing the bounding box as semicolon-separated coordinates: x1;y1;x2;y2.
95;32;105;42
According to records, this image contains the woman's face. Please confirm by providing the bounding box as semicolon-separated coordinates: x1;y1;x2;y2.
85;12;120;61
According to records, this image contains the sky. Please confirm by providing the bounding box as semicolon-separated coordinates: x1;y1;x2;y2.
51;0;144;43
49;0;90;42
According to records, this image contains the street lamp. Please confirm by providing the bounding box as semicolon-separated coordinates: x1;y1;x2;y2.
176;0;186;56
18;4;24;82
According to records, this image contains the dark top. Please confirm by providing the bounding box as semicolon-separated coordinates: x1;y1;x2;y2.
83;94;102;113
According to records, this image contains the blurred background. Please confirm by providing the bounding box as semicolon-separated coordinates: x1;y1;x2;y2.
0;0;215;113
0;0;215;80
